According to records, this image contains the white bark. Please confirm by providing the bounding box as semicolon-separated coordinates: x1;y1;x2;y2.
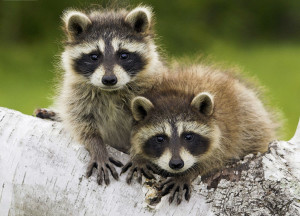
0;107;299;216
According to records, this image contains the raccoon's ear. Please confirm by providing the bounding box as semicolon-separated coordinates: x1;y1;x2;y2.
63;10;92;40
191;92;214;116
131;96;154;121
125;6;152;33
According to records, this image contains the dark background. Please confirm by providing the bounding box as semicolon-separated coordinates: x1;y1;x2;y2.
0;0;299;139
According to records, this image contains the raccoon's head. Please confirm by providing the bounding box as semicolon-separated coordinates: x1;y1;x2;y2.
61;6;160;91
130;92;221;175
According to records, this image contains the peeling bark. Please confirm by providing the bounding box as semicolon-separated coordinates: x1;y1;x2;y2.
0;107;299;216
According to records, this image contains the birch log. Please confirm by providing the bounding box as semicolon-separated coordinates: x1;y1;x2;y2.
0;107;299;216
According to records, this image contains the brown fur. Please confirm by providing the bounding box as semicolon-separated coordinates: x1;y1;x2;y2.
131;63;279;177
39;6;165;185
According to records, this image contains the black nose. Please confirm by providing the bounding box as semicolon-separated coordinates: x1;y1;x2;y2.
102;75;117;86
169;159;184;170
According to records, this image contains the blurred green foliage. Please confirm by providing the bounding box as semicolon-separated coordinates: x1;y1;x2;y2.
0;0;299;139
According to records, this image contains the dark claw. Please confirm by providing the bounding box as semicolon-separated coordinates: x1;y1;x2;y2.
147;164;159;174
121;159;156;184
97;168;103;185
184;184;191;201
159;178;192;205
169;195;174;204
177;186;183;205
126;167;136;184
168;186;179;204
103;167;110;185
137;168;142;184
109;157;123;167
161;182;175;196
86;162;96;178
107;164;119;180
159;178;173;190
120;161;132;175
86;156;122;185
141;168;156;180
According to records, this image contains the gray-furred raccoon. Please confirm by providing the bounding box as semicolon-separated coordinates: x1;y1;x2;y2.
122;63;279;204
36;5;165;185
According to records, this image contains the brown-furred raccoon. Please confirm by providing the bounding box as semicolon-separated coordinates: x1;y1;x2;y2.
35;6;164;185
122;63;279;204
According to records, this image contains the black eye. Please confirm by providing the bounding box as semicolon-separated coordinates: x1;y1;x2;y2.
184;133;194;141
156;136;165;143
90;54;99;61
119;53;129;60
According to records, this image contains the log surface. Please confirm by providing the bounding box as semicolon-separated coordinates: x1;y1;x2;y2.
0;107;299;216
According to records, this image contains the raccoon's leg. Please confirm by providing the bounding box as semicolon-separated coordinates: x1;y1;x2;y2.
120;157;158;184
158;172;199;205
85;134;123;185
34;108;61;121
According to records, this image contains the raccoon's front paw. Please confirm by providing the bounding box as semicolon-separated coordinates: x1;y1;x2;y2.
120;159;158;184
34;108;60;121
159;176;192;205
86;156;123;185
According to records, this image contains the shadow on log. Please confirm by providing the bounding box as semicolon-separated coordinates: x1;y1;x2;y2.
0;107;299;215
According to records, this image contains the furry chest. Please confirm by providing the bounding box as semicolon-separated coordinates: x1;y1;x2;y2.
96;97;133;153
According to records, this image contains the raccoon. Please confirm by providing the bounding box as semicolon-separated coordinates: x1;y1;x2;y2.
36;6;164;185
122;63;278;204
